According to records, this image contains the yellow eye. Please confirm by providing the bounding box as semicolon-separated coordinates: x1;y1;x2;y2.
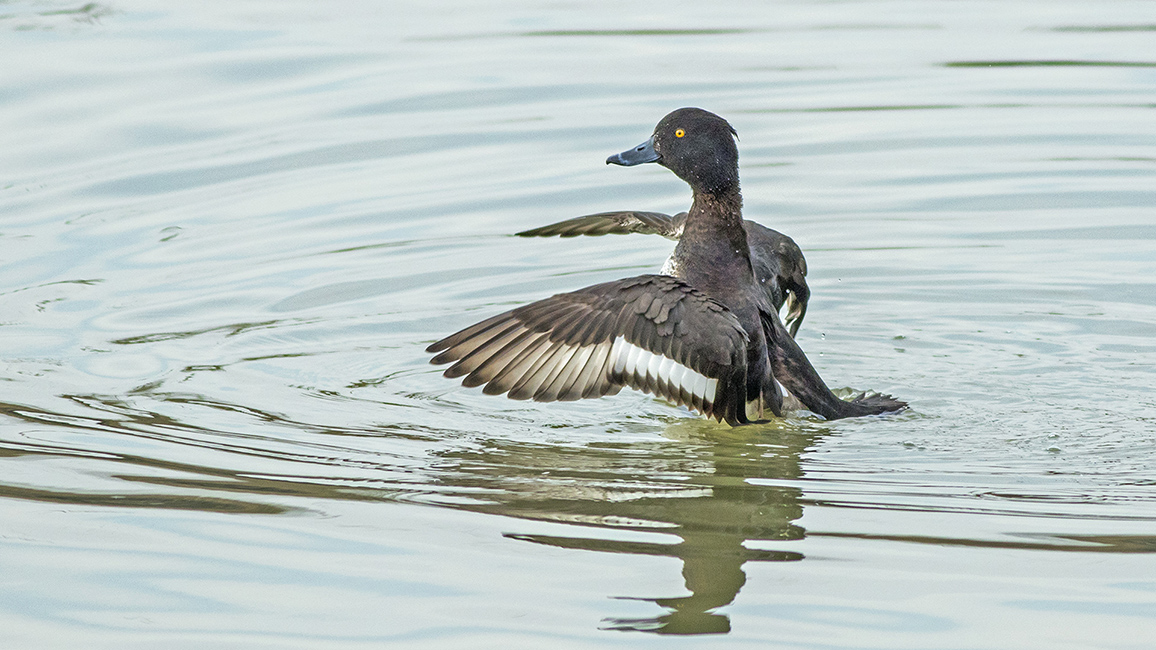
675;129;685;138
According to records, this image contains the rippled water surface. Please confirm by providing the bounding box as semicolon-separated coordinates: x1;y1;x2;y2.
3;0;1155;647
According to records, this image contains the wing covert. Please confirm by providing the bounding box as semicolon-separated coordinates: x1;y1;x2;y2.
428;274;751;424
516;211;687;240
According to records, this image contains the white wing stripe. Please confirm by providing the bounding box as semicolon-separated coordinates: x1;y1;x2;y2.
666;362;685;387
645;350;664;383
655;356;676;389
703;378;718;405
608;336;716;404
624;342;644;377
686;372;703;402
610;337;629;375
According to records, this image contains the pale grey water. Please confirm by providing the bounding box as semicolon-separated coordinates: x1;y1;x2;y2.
2;0;1155;647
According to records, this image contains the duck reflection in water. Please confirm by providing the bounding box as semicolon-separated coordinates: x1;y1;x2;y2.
436;418;822;635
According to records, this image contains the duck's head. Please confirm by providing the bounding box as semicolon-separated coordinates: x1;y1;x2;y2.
607;107;739;195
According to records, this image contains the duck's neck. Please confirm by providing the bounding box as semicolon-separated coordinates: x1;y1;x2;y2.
669;185;755;294
682;186;749;262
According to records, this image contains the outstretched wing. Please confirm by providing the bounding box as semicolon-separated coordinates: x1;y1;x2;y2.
516;211;688;240
743;222;810;338
427;274;751;425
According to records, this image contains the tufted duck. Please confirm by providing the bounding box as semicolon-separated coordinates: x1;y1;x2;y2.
427;108;905;425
